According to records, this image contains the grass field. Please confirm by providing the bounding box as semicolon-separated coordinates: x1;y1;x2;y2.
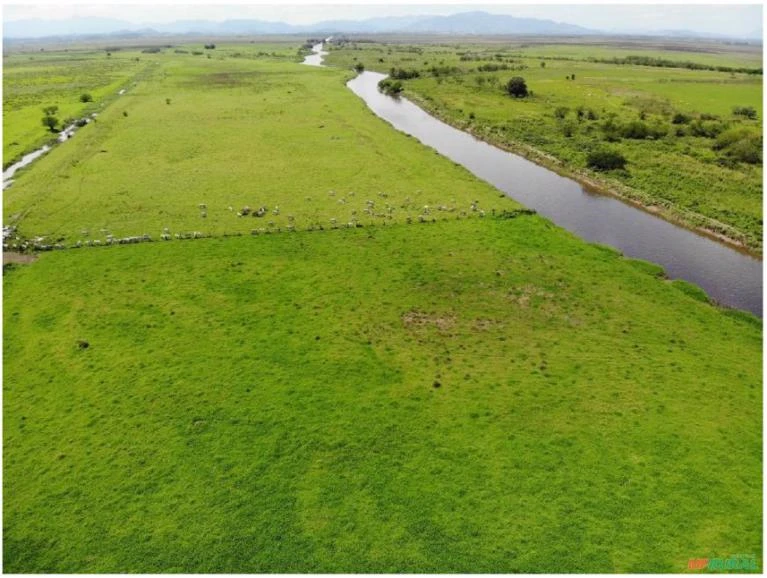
3;38;763;573
325;39;763;251
4;216;762;572
4;48;512;245
2;49;151;167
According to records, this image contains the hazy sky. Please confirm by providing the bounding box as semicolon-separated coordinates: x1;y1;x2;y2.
2;2;763;36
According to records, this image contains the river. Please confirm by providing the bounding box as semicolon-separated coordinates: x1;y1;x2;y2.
306;43;761;316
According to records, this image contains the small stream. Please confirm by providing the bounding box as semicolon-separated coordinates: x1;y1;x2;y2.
304;44;761;316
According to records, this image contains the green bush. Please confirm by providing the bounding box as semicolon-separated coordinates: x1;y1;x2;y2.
506;76;528;98
390;67;420;80
620;120;651;139
378;78;403;95
732;105;758;120
688;119;726;138
713;127;762;164
586;149;627;171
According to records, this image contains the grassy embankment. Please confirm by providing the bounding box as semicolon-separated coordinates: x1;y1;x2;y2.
324;40;763;252
4;41;762;572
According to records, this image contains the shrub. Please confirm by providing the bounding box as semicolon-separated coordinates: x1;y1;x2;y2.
477;63;508;72
353;62;364;72
390;67;420;80
672;112;691;124
378;78;403;95
554;106;569;119
600;117;622;142
713;127;762;164
688;119;726;138
586;149;627;171
79;93;93;103
620;120;650;139
733;105;758;120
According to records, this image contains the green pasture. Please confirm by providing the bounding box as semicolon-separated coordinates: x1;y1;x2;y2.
510;43;763;70
4;216;761;572
4;53;512;245
3;49;151;167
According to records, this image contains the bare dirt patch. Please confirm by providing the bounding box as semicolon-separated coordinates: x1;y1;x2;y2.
3;252;38;265
402;310;456;331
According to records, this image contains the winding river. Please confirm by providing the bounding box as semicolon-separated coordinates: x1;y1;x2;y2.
307;42;762;317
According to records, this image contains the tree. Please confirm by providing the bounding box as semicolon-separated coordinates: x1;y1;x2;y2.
80;93;93;103
505;76;528;98
540;61;546;68
353;62;364;73
41;105;59;132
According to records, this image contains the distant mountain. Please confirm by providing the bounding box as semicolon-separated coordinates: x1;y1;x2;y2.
304;15;427;34
402;11;592;35
2;11;598;39
3;10;755;40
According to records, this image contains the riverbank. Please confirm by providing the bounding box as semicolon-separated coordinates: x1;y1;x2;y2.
347;70;761;316
404;90;760;256
323;40;762;255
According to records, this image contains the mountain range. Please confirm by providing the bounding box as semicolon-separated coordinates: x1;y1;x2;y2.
3;11;761;41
